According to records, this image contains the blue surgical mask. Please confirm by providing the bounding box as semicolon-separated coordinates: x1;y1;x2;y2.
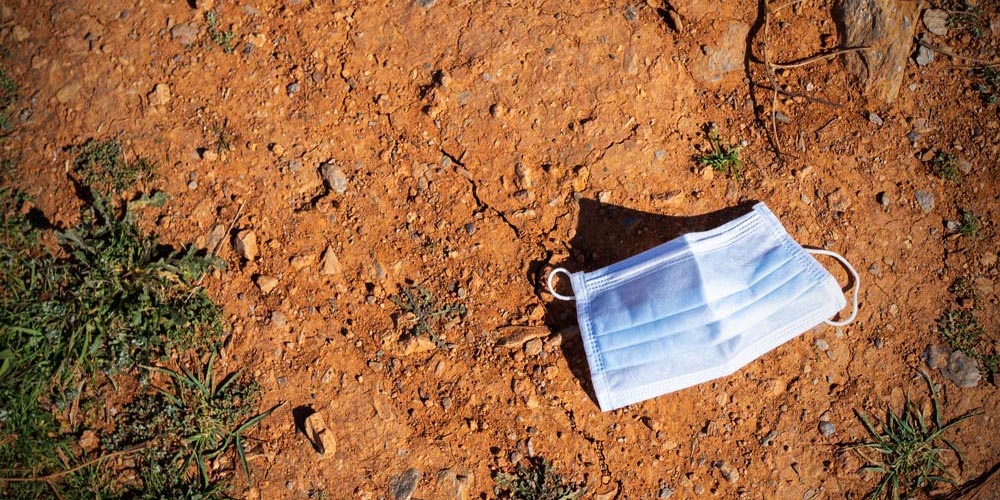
547;202;859;411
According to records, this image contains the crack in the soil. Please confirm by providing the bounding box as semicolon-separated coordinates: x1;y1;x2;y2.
557;401;612;484
440;149;523;239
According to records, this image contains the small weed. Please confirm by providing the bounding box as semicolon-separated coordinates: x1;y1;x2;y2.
390;285;466;346
695;128;743;179
210;119;235;154
948;276;976;303
72;138;155;193
206;8;235;54
937;309;997;373
946;2;986;38
843;371;980;500
975;67;1000;105
111;352;275;494
958;210;979;239
0;67;16;135
494;457;587;500
929;150;960;183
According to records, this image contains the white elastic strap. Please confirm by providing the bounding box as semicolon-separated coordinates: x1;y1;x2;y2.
547;268;576;301
807;248;859;326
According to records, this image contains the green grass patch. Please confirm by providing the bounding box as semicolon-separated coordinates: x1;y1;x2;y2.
947;2;987;38
0;143;268;497
0;67;17;135
695;128;742;180
929;150;960;183
937;309;997;373
206;8;235;54
975;67;1000;105
958;210;979;239
494;458;587;500
109;352;274;497
843;371;980;500
72;138;155;194
390;284;466;347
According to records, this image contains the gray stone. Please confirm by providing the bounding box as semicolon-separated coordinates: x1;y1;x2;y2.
171;23;199;45
834;0;921;102
774;111;792;124
814;339;830;351
718;461;739;482
759;429;778;446
942;350;981;388
415;0;436;8
923;9;949;36
924;344;949;370
915;43;934;67
877;191;890;208
915;190;934;213
867;112;884;126
658;485;674;498
390;468;422;500
287;82;300;94
818;421;836;436
689;21;749;84
958;158;972;174
624;5;638;23
654;149;666;160
319;161;348;194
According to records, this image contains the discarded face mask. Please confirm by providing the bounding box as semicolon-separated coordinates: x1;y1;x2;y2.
547;202;859;411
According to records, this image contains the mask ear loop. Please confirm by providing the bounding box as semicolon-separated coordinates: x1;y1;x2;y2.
806;249;859;326
546;268;576;301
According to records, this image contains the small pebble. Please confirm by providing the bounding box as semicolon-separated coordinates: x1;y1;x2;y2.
624;4;638;22
818;421;836;436
464;223;476;235
654;149;666;160
814;339;829;351
914;43;934;66
774;111;792;124
366;295;377;304
867;112;883;126
287;82;301;94
915;190;935;213
658;485;674;498
759;429;777;446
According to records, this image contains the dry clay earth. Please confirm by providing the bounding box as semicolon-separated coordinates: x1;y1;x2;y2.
2;0;1000;498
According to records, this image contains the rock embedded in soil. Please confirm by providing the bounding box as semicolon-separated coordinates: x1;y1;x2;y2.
942;350;981;388
717;461;739;482
204;223;227;252
834;0;920;102
915;190;934;213
914;42;934;67
319;161;348;194
867;112;883;126
303;411;337;458
390;468;422;500
400;336;436;355
233;229;258;260
818;421;836;436
922;9;949;36
256;275;279;294
688;21;749;84
171;23;199;45
523;338;543;357
658;485;674;498
79;430;99;452
320;246;342;276
148;83;170;107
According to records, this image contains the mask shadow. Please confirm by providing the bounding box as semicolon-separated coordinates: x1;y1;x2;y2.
536;198;759;408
